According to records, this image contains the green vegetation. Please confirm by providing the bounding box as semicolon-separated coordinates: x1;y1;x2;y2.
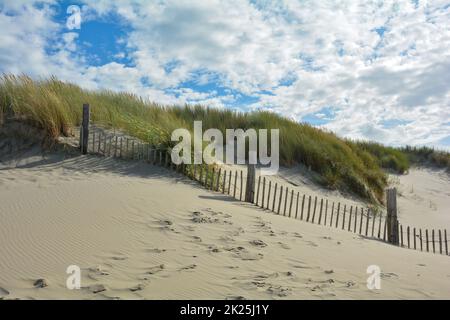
2;74;447;204
400;145;450;169
355;141;410;174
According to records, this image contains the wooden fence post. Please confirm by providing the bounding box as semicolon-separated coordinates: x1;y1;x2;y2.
348;206;353;232
335;202;341;229
215;168;221;191
233;172;238;199
266;181;271;210
306;195;312;222
277;186;283;214
245;164;256;203
227;171;232;195
80;103;90;154
377;213;382;238
426;229;429;252
300;194;305;220
407;226;410;249
445;230;448;256
289;189;294;217
260;177;266;208
312;196;317;223
371;211;375;237
330;202;335;227
283;187;289;216
239;171;243;201
438;230;442;254
342;205;346;230
419;229;423;251
272;183;278;212
98;133;102;153
359;207;363;234
222;170;227;194
318;198;324;225
210;168;215;190
432;229;435;253
103;134;107;155
295;192;300;219
324;200;328;226
256;176;261;205
413;228;417;250
399;224;403;247
365;209;370;236
386;188;399;245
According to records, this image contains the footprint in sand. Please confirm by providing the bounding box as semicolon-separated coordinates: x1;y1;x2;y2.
191;235;202;242
277;242;291;250
87;266;110;280
249;239;267;248
179;264;197;271
147;264;165;275
191;210;232;224
225;246;264;261
381;272;399;279
309;279;335;292
292;262;313;270
88;284;107;294
208;245;221;253
149;219;177;232
306;241;318;247
111;256;127;261
146;248;167;253
204;208;232;219
130;284;145;292
266;285;292;297
89;265;110;275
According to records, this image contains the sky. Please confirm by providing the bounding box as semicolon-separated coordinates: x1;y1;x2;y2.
0;0;449;150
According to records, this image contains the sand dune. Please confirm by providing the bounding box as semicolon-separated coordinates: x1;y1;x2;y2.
390;168;450;230
0;150;449;300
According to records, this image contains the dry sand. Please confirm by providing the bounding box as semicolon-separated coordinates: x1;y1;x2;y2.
390;168;450;230
0;150;449;300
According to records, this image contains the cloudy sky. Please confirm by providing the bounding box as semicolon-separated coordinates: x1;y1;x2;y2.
0;0;449;149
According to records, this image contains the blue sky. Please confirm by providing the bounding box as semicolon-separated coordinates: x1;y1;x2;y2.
0;0;449;150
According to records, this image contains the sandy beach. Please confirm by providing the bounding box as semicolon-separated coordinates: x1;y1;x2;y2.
1;151;449;300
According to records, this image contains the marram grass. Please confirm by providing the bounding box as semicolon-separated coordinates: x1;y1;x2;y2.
2;74;447;203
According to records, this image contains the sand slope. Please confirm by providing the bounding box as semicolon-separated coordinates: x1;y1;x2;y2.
0;153;449;300
390;168;450;230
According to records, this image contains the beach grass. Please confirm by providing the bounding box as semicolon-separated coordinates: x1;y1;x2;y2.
2;74;448;203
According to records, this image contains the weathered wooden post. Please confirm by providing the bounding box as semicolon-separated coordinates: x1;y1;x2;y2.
80;103;90;154
260;177;266;208
386;188;399;245
256;176;261;205
245;163;256;203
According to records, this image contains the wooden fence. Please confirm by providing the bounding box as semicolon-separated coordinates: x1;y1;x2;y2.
78;104;449;257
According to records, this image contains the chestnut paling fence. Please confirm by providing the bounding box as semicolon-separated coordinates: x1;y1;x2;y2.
78;104;449;257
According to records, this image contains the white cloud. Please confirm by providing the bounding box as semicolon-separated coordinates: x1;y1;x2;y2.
0;0;449;149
